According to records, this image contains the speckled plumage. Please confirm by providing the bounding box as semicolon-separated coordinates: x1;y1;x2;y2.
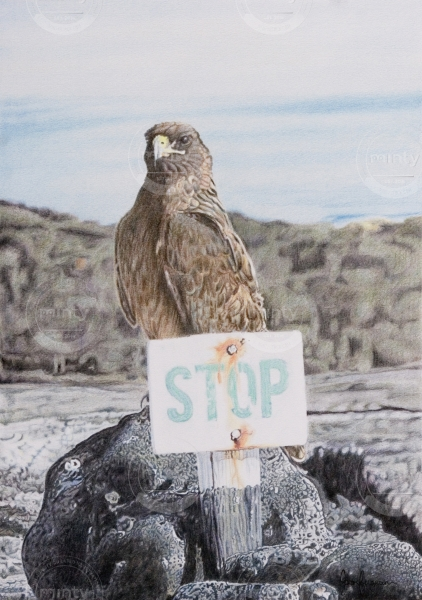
115;122;266;339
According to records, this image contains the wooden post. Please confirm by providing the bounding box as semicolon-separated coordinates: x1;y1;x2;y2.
197;448;262;577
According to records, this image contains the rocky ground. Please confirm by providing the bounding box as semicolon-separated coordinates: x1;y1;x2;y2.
1;200;421;381
0;365;421;598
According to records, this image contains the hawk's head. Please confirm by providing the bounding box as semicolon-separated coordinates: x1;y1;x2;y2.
144;122;212;186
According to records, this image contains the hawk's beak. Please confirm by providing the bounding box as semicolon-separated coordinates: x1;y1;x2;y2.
153;135;186;162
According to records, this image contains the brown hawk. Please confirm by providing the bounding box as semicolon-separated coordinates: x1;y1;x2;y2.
115;122;266;339
115;122;304;462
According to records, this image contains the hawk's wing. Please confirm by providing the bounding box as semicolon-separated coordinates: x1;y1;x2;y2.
162;212;266;334
115;221;137;327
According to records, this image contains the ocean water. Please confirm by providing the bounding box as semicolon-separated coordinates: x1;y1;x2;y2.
1;95;421;226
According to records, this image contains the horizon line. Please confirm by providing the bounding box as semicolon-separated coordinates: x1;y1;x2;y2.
1;198;420;230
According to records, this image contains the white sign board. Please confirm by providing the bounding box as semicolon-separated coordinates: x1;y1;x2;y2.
148;331;307;455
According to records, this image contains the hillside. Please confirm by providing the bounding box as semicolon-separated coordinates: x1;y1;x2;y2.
0;200;421;381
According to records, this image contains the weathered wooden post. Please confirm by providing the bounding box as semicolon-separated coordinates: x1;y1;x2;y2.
148;330;307;578
197;448;262;576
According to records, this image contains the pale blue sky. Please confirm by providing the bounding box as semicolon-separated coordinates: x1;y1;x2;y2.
0;0;421;225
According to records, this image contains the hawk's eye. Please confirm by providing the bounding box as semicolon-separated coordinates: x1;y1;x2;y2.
179;135;190;145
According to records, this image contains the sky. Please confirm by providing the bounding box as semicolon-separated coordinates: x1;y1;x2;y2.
0;0;421;225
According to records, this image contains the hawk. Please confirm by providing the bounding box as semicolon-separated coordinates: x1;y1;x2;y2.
115;122;266;339
115;122;304;462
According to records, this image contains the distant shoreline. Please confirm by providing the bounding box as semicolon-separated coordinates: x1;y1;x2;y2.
2;198;422;229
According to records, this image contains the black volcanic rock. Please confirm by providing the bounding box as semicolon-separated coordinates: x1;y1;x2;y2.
22;410;422;600
173;581;339;599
